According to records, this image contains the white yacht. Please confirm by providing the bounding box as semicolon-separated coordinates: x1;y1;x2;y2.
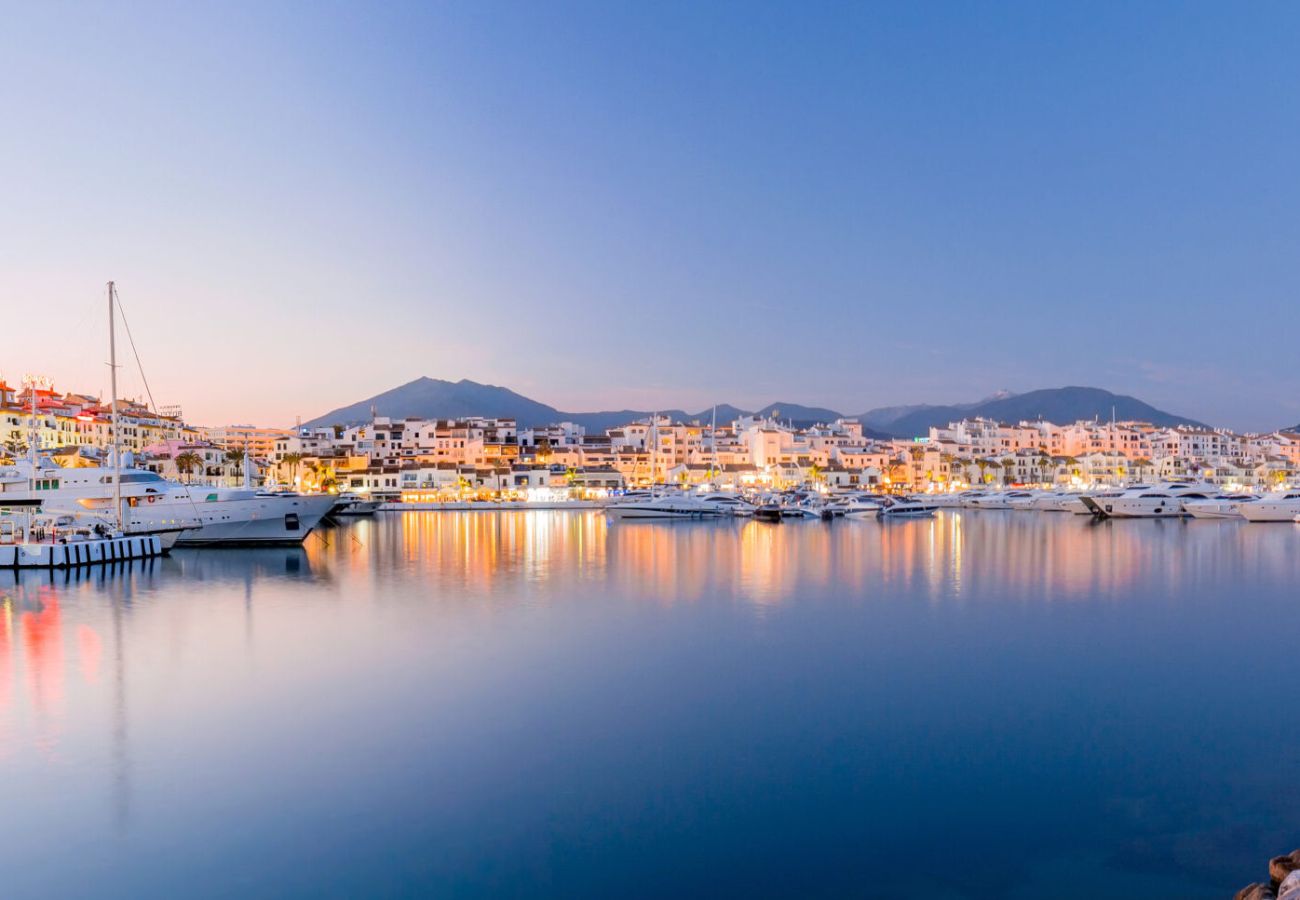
1063;489;1120;514
1007;491;1045;510
967;491;1036;510
1030;491;1081;512
1183;494;1258;520
0;463;193;548
835;495;884;517
1080;482;1218;518
332;493;383;516
1238;490;1300;523
605;491;725;520
0;460;333;545
928;492;974;508
878;496;937;518
696;492;756;517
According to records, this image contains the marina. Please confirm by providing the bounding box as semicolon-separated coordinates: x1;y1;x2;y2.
7;3;1300;893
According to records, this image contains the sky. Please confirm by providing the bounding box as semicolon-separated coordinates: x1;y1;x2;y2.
2;2;1299;431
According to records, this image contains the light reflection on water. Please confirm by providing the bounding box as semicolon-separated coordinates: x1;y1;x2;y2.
0;511;1297;899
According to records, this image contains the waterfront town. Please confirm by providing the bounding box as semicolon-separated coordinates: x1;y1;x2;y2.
5;377;1300;502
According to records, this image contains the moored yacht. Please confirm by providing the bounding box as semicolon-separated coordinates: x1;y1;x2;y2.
967;490;1036;510
878;496;937;518
1184;494;1259;520
332;492;382;516
605;491;725;520
1080;482;1218;518
835;495;884;517
1237;490;1300;523
696;492;756;517
1030;491;1081;512
0;459;333;545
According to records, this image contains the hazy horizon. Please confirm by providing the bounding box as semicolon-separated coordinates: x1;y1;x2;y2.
4;3;1300;431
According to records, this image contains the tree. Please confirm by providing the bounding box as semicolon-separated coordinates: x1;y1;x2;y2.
281;452;304;486
1;438;27;462
174;450;203;483
976;458;989;484
1037;455;1053;487
809;462;824;485
1002;457;1017;485
224;447;245;483
536;437;553;463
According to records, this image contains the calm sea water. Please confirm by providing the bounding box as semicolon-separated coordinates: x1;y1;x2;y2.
1;511;1297;898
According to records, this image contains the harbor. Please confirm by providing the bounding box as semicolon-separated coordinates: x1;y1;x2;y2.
7;2;1299;893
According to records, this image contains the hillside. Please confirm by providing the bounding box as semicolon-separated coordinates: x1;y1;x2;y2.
870;386;1206;438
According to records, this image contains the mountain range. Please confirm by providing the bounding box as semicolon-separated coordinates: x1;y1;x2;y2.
303;378;1207;437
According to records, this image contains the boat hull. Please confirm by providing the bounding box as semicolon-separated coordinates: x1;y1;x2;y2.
173;495;334;545
1239;501;1300;523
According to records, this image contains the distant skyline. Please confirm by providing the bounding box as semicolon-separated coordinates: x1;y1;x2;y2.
3;3;1299;431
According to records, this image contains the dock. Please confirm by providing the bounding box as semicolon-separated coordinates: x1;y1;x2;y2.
0;534;163;568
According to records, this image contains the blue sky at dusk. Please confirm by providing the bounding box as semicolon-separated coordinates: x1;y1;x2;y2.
2;2;1298;429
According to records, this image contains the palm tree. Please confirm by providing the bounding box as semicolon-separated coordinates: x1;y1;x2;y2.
2;438;27;461
224;447;245;484
535;437;553;464
976;458;989;484
1002;457;1017;485
809;462;824;485
1037;455;1053;487
174;450;203;483
984;459;1002;486
281;452;304;486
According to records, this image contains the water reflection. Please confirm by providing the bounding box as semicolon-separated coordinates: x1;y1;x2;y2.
0;511;1297;899
297;510;1300;610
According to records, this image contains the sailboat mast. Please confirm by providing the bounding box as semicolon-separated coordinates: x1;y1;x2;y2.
710;405;719;480
108;281;122;529
28;375;37;465
650;413;659;491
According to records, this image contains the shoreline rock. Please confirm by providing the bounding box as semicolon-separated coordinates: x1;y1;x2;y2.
1237;850;1300;900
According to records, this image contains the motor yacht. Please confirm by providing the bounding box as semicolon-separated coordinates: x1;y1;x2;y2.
696;492;756;517
1029;491;1080;511
605;491;725;520
1182;494;1257;519
836;495;884;517
0;459;333;545
1079;482;1218;518
332;492;383;516
967;491;1036;510
1237;490;1300;523
0;462;193;548
878;496;937;518
1007;491;1045;510
927;492;971;509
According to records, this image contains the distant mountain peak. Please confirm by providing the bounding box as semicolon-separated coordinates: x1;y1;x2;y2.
857;386;1205;439
303;379;1202;440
